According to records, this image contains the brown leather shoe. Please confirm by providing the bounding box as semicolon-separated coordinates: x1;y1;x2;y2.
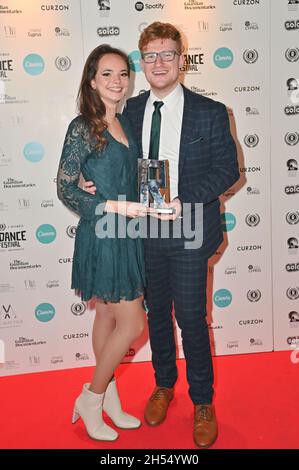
144;386;174;426
193;404;218;448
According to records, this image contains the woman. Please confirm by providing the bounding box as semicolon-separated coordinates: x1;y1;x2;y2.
57;45;148;441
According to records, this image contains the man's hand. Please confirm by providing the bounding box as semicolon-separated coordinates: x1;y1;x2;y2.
149;198;182;221
83;180;96;195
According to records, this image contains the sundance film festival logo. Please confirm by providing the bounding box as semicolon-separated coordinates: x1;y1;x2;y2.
55;56;71;71
243;49;258;64
285;47;299;62
285;132;299;145
285;19;299;30
71;302;86;316
247;289;261;302
245;213;260;227
97;26;119;37
244;133;259;147
286;211;299;224
286;287;299;300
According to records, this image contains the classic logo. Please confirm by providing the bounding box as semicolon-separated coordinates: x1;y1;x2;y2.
286;287;299;300
245;213;260;227
285;47;299;62
244;133;259;147
288;237;299;249
247;289;261;302
285;132;299;145
243;49;258;64
66;225;76;238
128;50;142;72
286;211;299;224
55;56;71;71
71;302;86;316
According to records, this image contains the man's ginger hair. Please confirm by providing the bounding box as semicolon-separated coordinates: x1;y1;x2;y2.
139;22;183;53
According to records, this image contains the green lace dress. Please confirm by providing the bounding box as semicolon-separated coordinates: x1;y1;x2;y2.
57;114;145;302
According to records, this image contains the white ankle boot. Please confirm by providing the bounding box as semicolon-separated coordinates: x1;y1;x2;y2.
72;383;118;441
103;379;141;429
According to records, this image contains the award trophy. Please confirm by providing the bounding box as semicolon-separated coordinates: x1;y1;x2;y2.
138;159;174;214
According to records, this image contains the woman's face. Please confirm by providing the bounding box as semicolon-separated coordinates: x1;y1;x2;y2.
91;53;129;107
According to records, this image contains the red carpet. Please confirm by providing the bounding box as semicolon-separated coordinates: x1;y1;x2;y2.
0;351;298;449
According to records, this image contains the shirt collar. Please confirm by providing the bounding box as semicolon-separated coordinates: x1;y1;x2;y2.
149;83;183;110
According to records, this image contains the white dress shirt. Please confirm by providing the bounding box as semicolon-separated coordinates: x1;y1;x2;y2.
142;83;184;199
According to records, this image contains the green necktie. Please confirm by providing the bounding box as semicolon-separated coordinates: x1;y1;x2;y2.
148;101;164;160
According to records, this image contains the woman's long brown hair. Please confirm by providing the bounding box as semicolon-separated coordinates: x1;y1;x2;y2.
77;44;130;150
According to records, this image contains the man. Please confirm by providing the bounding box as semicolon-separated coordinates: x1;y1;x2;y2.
86;22;239;448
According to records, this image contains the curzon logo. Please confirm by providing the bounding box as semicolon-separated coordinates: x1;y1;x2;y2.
23;53;45;75
213;289;232;308
213;47;233;68
97;26;120;36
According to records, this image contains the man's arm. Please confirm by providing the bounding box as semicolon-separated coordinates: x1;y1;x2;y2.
178;104;239;205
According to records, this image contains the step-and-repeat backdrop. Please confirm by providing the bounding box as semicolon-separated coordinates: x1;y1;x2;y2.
0;0;298;376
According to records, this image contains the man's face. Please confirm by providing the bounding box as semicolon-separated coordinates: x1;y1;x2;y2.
141;38;184;98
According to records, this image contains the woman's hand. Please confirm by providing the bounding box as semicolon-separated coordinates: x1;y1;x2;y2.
105;200;153;218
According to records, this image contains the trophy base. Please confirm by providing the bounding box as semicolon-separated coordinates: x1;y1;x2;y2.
153;207;175;214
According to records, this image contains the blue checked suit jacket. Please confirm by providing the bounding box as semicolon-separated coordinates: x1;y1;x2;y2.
123;85;240;257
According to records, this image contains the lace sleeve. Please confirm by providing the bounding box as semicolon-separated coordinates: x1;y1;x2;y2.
57;117;105;220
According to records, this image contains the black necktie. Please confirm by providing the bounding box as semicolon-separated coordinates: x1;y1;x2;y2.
148;101;164;160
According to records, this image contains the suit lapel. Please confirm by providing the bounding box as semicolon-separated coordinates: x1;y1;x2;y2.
134;92;149;155
179;86;193;176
